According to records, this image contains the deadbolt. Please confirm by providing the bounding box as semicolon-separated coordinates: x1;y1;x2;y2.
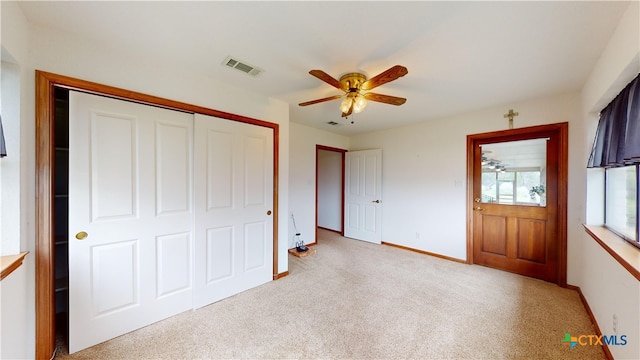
75;231;88;240
474;197;481;203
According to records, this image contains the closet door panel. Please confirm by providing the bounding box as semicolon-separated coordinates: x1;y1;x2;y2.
194;114;273;309
244;221;266;271
156;232;191;297
156;121;192;215
244;135;267;207
206;226;234;282
91;240;139;315
205;130;234;210
68;92;193;354
90;112;137;221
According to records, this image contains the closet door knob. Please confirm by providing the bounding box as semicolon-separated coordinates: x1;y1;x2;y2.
266;210;272;216
75;231;88;240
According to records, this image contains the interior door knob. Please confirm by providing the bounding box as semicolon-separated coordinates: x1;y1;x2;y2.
266;210;272;215
75;231;88;240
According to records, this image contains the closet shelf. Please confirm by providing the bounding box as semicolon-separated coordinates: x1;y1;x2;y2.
54;236;68;245
55;277;69;292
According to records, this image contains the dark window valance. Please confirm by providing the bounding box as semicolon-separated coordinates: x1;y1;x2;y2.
0;115;6;158
587;73;640;168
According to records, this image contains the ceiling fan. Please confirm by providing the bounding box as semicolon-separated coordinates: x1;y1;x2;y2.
298;65;408;118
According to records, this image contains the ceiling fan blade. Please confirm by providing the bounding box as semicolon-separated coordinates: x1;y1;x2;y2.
298;95;343;107
364;92;407;106
361;65;408;91
309;70;346;90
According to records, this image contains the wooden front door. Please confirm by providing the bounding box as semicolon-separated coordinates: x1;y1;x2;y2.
467;123;567;284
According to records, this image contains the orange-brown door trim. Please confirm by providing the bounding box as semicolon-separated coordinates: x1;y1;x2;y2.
466;122;568;287
35;70;281;360
315;145;347;243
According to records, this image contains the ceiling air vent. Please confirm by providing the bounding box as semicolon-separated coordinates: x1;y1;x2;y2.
223;56;263;77
326;121;340;126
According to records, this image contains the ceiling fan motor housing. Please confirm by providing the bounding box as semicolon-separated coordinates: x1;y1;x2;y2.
339;73;367;92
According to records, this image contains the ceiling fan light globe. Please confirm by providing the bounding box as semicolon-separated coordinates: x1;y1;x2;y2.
353;96;367;113
339;98;352;113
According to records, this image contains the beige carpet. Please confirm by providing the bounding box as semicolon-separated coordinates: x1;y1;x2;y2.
56;229;604;359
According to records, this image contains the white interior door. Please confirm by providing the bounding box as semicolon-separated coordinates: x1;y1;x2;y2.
68;92;194;353
344;149;382;244
193;113;273;309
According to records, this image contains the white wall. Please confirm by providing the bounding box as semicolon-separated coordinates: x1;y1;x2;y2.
0;61;31;360
350;92;581;260
0;2;34;358
317;150;342;231
0;263;29;359
0;62;21;256
289;123;349;246
579;2;639;359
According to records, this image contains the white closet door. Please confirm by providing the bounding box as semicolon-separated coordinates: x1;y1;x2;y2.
68;92;194;353
193;113;273;309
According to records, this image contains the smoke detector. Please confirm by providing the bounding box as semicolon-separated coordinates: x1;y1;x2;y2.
222;56;263;77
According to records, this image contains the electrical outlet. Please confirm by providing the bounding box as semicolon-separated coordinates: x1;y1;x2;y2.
613;314;618;334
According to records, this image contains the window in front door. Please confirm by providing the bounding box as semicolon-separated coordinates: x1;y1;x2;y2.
480;138;547;206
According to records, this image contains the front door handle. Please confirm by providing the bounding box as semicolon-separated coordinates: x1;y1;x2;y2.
473;206;483;211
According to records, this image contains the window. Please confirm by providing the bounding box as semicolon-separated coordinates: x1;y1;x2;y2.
480;138;547;206
605;165;639;246
589;73;640;248
481;169;543;205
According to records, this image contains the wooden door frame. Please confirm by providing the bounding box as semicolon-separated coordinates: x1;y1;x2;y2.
35;70;280;359
466;122;568;287
314;145;347;243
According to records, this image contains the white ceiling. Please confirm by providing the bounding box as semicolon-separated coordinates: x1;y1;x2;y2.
18;1;631;136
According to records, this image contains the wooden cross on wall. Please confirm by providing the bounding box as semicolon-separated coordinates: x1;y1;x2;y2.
504;109;519;129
